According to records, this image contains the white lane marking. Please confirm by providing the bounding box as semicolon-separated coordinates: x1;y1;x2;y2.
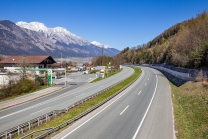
0;104;42;120
120;105;129;115
60;68;145;139
0;73;127;119
0;68;136;120
145;83;147;86
138;91;141;95
132;70;158;139
30;107;50;115
148;78;149;80
76;93;85;97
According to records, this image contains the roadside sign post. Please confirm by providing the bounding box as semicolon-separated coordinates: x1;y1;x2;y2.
65;68;66;87
47;69;53;85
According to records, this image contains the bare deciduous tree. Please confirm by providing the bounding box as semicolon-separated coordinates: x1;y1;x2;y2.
0;55;4;69
113;54;123;69
16;57;34;80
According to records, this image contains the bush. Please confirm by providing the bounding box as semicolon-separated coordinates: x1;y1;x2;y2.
39;71;45;74
15;79;39;93
90;70;99;74
35;76;44;86
196;70;203;82
0;79;40;100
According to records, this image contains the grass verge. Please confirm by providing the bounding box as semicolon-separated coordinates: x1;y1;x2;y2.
171;81;208;139
16;67;141;139
90;69;122;83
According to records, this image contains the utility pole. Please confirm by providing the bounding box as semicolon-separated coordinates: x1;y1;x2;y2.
102;45;104;66
61;52;62;68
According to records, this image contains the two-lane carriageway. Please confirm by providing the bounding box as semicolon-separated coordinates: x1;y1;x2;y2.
0;67;134;132
53;66;175;139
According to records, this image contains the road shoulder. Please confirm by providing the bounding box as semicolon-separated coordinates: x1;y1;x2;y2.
136;68;175;139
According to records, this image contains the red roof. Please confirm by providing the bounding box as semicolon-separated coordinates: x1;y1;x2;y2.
0;56;56;64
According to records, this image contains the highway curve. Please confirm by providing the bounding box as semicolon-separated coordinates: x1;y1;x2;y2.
52;66;175;139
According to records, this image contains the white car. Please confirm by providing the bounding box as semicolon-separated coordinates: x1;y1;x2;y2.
83;70;89;74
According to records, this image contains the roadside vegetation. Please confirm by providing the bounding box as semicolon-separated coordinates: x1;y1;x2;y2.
118;11;208;70
0;76;48;101
16;67;141;139
0;57;49;101
171;80;208;138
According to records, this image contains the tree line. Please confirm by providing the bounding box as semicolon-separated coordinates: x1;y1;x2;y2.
117;10;208;70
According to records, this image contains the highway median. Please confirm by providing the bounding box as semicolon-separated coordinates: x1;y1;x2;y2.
10;66;141;139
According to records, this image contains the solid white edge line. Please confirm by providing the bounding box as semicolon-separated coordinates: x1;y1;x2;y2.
169;84;176;139
132;70;158;139
60;69;145;139
120;105;129;115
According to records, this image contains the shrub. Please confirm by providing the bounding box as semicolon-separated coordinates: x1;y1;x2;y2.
202;81;208;87
196;70;203;82
35;76;44;86
90;70;99;74
16;79;37;93
0;79;40;100
39;71;44;74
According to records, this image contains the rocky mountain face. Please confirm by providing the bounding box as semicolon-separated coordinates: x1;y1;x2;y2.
0;20;120;58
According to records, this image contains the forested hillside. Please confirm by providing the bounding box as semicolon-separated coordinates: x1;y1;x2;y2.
119;11;208;70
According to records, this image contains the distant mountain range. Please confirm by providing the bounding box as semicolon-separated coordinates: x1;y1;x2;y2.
0;20;120;58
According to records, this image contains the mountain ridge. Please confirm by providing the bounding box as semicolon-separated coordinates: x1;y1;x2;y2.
0;20;120;58
119;11;208;69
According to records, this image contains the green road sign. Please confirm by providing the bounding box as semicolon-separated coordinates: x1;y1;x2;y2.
47;69;53;85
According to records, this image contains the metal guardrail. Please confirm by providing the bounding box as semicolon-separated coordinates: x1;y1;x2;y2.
0;69;136;139
0;82;120;139
140;64;208;81
32;72;139;139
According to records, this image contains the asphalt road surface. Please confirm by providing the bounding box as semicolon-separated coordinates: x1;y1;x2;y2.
0;67;134;132
52;66;175;139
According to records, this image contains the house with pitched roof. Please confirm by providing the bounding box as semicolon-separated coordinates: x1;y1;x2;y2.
0;56;56;73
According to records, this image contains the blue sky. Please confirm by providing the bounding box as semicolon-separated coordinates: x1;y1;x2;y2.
1;0;208;50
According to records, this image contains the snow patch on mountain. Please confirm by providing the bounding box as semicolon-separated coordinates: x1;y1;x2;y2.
16;21;48;32
91;41;111;49
16;21;91;46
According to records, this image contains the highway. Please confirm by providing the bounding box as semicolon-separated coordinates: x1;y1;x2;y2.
53;67;175;139
0;67;134;132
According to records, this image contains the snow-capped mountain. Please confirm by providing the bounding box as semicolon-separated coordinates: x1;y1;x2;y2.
0;20;120;57
91;41;111;49
16;21;91;46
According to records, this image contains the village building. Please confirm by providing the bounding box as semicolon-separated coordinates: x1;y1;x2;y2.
0;56;57;86
0;55;56;73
